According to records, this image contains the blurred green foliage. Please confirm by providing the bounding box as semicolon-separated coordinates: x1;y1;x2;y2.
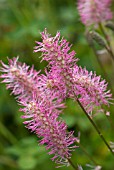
0;0;114;170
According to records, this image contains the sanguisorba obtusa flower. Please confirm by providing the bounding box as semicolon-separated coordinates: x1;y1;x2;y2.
0;57;78;167
0;29;113;167
34;29;112;115
77;0;113;26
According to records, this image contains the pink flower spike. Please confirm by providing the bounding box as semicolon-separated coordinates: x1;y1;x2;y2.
0;57;41;102
34;28;79;67
72;65;113;114
20;99;78;166
77;0;113;26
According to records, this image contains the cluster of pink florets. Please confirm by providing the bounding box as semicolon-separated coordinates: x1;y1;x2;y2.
34;29;112;114
0;29;112;167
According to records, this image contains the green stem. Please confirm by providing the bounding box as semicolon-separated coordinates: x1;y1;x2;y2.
78;142;98;165
68;159;78;170
76;98;114;156
87;38;113;93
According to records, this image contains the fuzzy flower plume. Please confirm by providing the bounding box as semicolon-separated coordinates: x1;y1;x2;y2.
77;0;113;26
34;29;79;100
20;99;77;167
72;66;112;114
0;57;78;167
34;29;112;115
34;29;79;67
0;57;41;102
0;57;65;110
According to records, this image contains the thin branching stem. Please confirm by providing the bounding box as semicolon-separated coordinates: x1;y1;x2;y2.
86;36;114;94
77;142;98;165
68;159;78;170
76;98;114;156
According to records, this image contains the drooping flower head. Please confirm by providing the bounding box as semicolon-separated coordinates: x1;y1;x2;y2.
20;99;78;167
77;0;113;26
